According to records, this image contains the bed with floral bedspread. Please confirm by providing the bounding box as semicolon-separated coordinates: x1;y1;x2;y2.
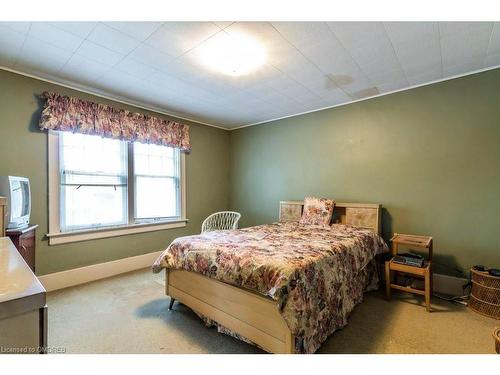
152;222;388;353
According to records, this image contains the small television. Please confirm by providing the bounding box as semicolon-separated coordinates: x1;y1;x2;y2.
0;176;31;230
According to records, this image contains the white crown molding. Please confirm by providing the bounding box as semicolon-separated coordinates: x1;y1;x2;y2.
0;66;229;131
230;64;500;131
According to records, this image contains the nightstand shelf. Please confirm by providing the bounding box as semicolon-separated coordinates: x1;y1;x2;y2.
385;233;433;312
389;282;426;296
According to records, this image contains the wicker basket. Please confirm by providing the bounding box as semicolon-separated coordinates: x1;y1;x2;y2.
469;268;500;319
493;328;500;354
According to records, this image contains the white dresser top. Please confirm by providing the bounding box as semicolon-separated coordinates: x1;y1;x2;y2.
0;237;45;319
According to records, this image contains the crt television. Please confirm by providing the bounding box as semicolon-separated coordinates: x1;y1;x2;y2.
0;176;31;230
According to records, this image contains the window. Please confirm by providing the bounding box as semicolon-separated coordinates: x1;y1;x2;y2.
48;131;186;245
59;132;129;231
133;142;180;222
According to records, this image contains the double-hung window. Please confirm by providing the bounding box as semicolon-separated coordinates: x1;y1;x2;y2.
48;131;186;245
133;142;180;222
59;132;129;231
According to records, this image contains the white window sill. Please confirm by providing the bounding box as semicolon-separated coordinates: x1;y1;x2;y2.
46;219;188;245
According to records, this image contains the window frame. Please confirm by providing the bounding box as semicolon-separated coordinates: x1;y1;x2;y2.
47;131;187;245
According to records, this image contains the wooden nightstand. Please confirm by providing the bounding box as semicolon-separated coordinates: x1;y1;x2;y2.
385;233;433;312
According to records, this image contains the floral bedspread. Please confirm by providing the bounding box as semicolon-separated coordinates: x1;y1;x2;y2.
152;222;388;353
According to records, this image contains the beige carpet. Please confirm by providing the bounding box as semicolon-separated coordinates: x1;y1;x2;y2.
47;268;497;354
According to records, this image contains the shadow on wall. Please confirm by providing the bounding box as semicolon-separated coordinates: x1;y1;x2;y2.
29;94;44;133
433;254;467;278
380;207;393;244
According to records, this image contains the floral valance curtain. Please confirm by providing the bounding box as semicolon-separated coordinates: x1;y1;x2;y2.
39;92;191;152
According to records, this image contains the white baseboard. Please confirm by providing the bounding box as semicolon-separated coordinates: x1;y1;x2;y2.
38;250;163;292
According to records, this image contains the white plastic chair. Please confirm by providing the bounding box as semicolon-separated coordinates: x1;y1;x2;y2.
201;211;241;233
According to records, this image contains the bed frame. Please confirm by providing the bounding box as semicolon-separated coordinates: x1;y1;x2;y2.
164;201;382;354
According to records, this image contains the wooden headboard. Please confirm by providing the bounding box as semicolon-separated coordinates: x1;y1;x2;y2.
279;200;382;235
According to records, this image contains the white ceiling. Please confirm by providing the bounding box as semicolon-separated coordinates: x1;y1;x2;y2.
0;22;499;129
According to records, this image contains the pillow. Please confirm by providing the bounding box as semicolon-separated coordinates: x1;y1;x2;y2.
299;197;335;226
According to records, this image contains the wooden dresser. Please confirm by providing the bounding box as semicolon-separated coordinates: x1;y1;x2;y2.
6;224;38;273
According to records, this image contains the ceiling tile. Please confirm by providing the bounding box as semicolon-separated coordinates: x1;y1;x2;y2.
76;41;124;67
128;44;174;70
213;22;234;29
29;22;83;52
441;32;490;68
114;57;158;79
49;22;97;38
144;22;220;58
87;23;141;55
328;22;386;50
443;59;484;76
272;22;330;50
484;53;500;67
439;22;492;38
248;73;319;104
60;54;111;85
269;47;322;82
92;69;142;94
407;67;442;86
440;22;492;71
159;54;207;83
384;22;442;79
297;74;338;94
0;25;26;66
486;23;500;57
16;37;73;73
315;86;352;103
2;22;31;34
328;22;408;87
377;80;408;93
384;22;438;46
301;42;364;81
226;22;298;66
104;22;163;41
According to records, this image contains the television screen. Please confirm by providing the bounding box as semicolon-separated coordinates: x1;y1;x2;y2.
11;179;30;218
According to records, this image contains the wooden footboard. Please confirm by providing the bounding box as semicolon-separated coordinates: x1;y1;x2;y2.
166;269;295;354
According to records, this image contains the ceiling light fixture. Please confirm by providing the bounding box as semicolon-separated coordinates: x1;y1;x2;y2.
197;32;266;77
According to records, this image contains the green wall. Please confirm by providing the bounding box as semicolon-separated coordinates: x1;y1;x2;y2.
0;69;230;275
229;69;500;277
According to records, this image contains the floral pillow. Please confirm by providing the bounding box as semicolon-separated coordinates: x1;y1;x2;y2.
299;197;335;226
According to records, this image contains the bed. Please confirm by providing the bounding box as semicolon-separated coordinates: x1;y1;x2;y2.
152;201;388;353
